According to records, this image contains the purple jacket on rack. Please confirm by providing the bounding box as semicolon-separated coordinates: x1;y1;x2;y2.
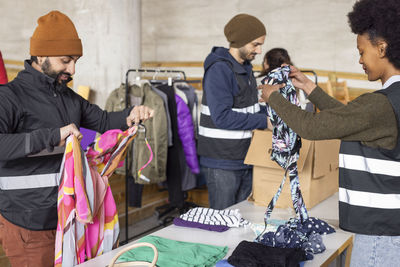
175;94;200;174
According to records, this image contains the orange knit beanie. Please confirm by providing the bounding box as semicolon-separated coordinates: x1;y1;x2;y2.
30;10;82;56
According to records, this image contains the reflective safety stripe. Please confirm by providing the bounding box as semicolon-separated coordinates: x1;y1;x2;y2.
201;103;260;116
339;153;400;176
339;187;400;209
198;125;252;139
0;173;60;190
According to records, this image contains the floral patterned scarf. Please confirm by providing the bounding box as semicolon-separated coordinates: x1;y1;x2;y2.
261;66;309;232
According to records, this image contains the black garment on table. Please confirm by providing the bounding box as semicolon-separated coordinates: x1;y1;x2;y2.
128;175;144;207
154;83;184;208
228;241;307;267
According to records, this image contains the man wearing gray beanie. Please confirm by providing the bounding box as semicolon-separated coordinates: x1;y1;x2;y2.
198;14;269;209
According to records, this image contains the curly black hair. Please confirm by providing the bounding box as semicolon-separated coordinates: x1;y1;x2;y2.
348;0;400;69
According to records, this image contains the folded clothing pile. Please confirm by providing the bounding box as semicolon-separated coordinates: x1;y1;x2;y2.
173;207;250;232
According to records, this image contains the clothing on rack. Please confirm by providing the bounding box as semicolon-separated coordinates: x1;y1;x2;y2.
175;91;200;191
132;82;167;184
178;146;197;191
174;82;199;138
175;94;200;175
128;176;144;207
106;69;200;215
174;83;200;191
175;86;188;104
155;83;185;207
105;82;168;184
152;86;173;146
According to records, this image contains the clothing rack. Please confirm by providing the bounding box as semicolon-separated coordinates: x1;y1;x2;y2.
301;70;318;84
126;68;187;80
121;68;198;244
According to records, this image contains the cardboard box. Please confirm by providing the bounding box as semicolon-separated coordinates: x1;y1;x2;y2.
244;129;339;209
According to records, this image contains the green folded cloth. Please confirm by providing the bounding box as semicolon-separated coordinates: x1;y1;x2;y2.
117;235;228;267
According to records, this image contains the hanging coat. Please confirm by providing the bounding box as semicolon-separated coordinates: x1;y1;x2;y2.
175;94;200;174
105;82;168;184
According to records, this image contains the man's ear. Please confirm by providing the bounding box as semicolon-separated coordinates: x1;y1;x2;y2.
377;41;388;58
36;56;45;65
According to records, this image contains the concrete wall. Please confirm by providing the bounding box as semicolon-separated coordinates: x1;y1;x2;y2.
142;0;381;89
142;0;358;69
0;0;381;109
0;0;141;107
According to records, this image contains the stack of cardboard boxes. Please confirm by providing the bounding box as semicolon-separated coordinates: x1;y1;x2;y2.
244;129;340;209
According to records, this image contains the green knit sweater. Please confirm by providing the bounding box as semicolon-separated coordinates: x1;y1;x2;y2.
269;86;398;150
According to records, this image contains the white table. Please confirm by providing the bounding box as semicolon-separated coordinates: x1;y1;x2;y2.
77;192;353;267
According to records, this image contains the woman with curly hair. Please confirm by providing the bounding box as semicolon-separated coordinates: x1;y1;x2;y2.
259;0;400;265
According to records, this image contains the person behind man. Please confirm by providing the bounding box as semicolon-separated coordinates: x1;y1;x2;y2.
258;48;314;112
198;14;269;210
258;47;293;78
0;10;153;267
259;0;400;265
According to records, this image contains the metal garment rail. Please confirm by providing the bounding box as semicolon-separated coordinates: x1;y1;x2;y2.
125;68;186;81
121;68;188;245
301;69;318;84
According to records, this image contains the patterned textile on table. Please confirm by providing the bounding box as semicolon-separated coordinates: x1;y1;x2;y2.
178;207;250;228
257;66;335;260
55;126;140;266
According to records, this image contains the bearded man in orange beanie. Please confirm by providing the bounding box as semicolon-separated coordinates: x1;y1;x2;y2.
0;10;153;266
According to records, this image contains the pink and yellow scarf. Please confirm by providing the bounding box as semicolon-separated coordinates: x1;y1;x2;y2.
55;127;140;266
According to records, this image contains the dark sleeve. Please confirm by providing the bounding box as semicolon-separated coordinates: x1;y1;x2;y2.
204;63;268;130
79;95;132;133
259;104;268;114
269;91;397;149
307;86;344;110
0;87;60;160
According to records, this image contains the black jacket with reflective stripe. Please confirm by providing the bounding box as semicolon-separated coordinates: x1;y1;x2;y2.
0;60;130;230
198;54;260;160
339;81;400;235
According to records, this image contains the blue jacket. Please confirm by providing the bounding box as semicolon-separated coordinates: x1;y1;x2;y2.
199;47;267;170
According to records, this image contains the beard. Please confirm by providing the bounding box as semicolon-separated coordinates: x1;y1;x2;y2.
41;58;71;84
238;47;257;62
